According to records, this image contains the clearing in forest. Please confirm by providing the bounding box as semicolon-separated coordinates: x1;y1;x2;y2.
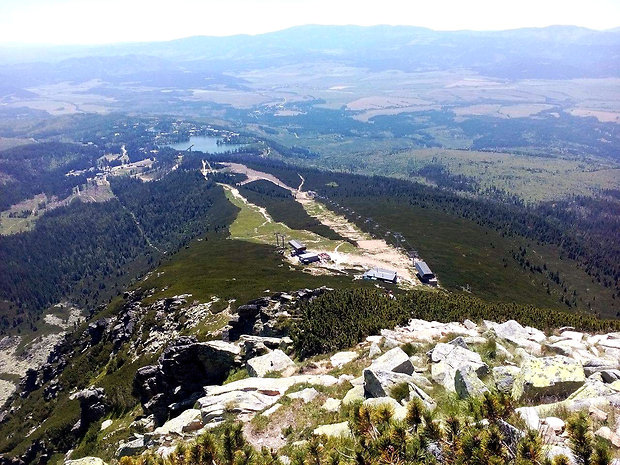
220;163;419;286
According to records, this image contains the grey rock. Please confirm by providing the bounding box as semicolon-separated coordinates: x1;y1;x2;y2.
321;398;341;412
342;385;365;406
153;408;203;436
455;367;489;399
330;351;358;368
364;369;414;398
70;388;106;432
512;356;585;401
65;458;107;465
493;366;521;394
583;358;620;377
287;388;319;403
116;437;146;458
429;343;488;392
601;369;620;383
515;406;540;430
368;343;382;359
448;336;469;350
488;320;544;355
371;347;414;374
247;349;295;377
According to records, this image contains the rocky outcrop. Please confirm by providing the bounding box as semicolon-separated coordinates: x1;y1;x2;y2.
153;409;203;436
116;437;147;458
133;336;241;425
493;366;520;394
70;388;107;432
455;366;488;399
330;351;358;368
486;319;545;355
370;347;414;374
364;369;416;398
429;343;488;392
65;457;107;465
197;375;339;425
511;356;586;401
246;349;295;377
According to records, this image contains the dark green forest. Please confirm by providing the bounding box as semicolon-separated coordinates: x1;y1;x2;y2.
0;170;239;331
221;156;618;300
0;142;102;210
292;288;620;358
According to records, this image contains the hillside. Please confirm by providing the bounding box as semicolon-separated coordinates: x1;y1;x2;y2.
0;25;618;462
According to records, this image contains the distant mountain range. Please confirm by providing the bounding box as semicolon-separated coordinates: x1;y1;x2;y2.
0;24;619;83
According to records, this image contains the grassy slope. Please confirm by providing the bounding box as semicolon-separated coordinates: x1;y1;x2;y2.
238;181;347;242
140;235;367;308
340;198;617;317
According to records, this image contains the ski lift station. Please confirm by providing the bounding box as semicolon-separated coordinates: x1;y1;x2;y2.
363;268;398;284
288;240;307;255
415;259;437;285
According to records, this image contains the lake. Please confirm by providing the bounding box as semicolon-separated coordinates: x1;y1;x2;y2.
167;136;246;154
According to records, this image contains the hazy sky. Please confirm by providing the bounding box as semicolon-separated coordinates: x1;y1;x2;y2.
1;0;619;45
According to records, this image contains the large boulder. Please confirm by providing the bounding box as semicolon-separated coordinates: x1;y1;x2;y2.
429;343;488;392
247;349;296;377
371;347;414;374
153;408;203;436
287;388;319;403
159;339;241;390
493;366;521;394
330;351;358;368
65;458;107;465
238;335;292;359
364;369;416;398
583;358;620;377
197;389;280;423
512;356;586;401
487;320;544;355
132;337;241;425
70;388;106;432
455;367;489;399
342;385;365;406
198;374;338;424
116;437;146;458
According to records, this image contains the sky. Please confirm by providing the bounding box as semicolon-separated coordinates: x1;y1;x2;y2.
1;0;619;45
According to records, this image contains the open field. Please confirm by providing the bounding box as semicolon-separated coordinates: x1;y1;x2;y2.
569;108;620;123
313;147;620;202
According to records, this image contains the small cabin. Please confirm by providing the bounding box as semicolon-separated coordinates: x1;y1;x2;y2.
363;268;398;284
298;252;320;265
288;240;307;255
415;260;437;285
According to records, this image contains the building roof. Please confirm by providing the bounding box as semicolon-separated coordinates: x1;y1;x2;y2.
415;260;433;277
289;240;306;250
298;252;319;260
364;268;398;281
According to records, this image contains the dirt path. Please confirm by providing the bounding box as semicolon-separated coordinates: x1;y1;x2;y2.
222;162;296;192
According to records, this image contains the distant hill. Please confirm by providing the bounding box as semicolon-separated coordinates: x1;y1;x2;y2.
1;25;619;81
